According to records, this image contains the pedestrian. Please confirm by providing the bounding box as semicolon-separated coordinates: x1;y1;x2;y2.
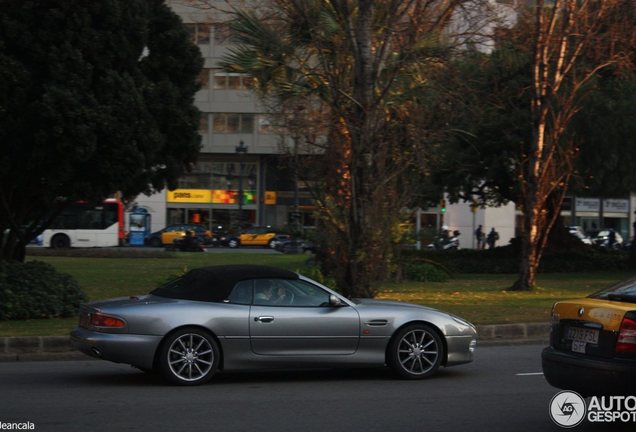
475;225;484;250
487;228;499;249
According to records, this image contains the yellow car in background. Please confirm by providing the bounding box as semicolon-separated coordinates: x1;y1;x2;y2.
542;277;636;396
225;227;290;248
144;224;211;247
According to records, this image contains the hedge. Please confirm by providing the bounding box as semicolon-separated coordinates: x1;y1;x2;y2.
0;260;87;320
401;245;632;274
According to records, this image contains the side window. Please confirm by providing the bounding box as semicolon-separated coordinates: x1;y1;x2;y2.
253;279;331;307
287;280;331;307
225;280;253;305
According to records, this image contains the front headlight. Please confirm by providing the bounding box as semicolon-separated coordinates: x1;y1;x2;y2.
452;315;476;330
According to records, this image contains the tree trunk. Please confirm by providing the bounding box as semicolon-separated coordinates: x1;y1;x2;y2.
0;230;27;262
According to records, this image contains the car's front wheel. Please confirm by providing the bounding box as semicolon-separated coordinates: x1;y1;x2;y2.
158;328;220;385
387;323;444;379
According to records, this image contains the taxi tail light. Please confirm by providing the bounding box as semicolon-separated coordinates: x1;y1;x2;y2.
89;312;126;329
616;316;636;353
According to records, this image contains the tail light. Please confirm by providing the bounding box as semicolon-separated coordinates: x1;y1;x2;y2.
616;316;636;353
89;312;126;329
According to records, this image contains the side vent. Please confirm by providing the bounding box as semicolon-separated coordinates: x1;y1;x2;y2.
365;319;389;327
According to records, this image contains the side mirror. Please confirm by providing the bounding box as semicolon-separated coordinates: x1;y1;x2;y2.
329;294;346;307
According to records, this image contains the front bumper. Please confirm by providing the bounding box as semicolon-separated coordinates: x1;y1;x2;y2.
446;335;477;366
71;327;162;371
542;346;636;396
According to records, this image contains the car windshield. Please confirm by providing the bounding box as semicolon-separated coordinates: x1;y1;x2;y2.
589;278;636;303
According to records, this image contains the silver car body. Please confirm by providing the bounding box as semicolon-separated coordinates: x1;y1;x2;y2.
71;269;476;378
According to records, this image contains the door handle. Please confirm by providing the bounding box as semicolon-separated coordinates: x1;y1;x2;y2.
254;316;274;323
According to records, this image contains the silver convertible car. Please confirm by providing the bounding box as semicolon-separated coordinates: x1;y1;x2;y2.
71;265;477;385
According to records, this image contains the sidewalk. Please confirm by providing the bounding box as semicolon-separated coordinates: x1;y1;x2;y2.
0;322;550;362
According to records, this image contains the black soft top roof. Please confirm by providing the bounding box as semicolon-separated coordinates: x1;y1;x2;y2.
151;265;299;302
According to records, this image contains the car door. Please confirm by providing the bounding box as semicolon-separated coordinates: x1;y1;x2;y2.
249;278;360;355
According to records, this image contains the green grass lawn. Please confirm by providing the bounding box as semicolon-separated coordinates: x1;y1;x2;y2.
0;252;633;336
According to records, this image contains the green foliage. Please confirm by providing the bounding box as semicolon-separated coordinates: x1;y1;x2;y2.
404;262;449;282
0;261;86;320
573;75;636;196
0;0;203;261
299;266;337;291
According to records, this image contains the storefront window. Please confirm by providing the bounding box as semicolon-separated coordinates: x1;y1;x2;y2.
188;209;210;227
167;208;185;225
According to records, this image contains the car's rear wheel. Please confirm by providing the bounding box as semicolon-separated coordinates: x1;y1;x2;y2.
388;323;444;379
158;328;219;385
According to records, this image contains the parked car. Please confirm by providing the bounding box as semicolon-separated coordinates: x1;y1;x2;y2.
225;227;289;248
71;265;477;385
144;224;211;247
567;226;592;245
275;239;316;254
542;277;636;396
592;229;623;250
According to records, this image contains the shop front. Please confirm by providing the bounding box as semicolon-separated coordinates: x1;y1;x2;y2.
563;197;631;239
166;188;276;230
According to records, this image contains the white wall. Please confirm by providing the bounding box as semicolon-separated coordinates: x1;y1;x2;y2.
445;199;516;249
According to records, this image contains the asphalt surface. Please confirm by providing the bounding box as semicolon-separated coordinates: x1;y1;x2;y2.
1;343;632;432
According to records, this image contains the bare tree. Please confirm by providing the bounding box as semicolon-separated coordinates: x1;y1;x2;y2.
512;0;632;291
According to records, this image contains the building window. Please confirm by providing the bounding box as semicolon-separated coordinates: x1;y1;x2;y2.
257;115;275;134
199;114;209;133
176;161;258;190
213;23;231;43
212;113;255;134
198;69;210;89
183;23;210;45
213;72;252;90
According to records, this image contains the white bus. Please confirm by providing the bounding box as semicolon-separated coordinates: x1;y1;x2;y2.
42;199;125;248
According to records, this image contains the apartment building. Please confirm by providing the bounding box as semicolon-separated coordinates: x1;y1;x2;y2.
133;1;313;234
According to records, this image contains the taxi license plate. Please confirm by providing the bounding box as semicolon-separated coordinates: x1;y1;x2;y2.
566;327;599;354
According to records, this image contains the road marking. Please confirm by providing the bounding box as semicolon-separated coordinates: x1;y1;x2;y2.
516;372;544;376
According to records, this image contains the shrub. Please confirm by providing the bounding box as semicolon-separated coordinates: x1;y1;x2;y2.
0;260;87;320
404;262;449;282
401;245;631;274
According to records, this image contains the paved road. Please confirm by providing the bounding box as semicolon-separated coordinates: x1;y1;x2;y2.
0;344;630;432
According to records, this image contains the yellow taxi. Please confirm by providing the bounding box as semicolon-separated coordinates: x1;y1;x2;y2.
153;224;211;246
542;277;636;396
238;227;279;247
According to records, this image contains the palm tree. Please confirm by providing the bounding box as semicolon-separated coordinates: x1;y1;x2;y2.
220;0;489;297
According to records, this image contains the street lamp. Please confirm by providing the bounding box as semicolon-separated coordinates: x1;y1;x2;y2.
235;140;248;226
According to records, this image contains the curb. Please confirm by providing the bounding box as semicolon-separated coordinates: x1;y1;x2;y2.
0;322;550;362
476;322;550;346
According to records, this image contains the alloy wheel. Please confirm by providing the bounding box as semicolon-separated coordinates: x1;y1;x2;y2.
166;333;215;383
